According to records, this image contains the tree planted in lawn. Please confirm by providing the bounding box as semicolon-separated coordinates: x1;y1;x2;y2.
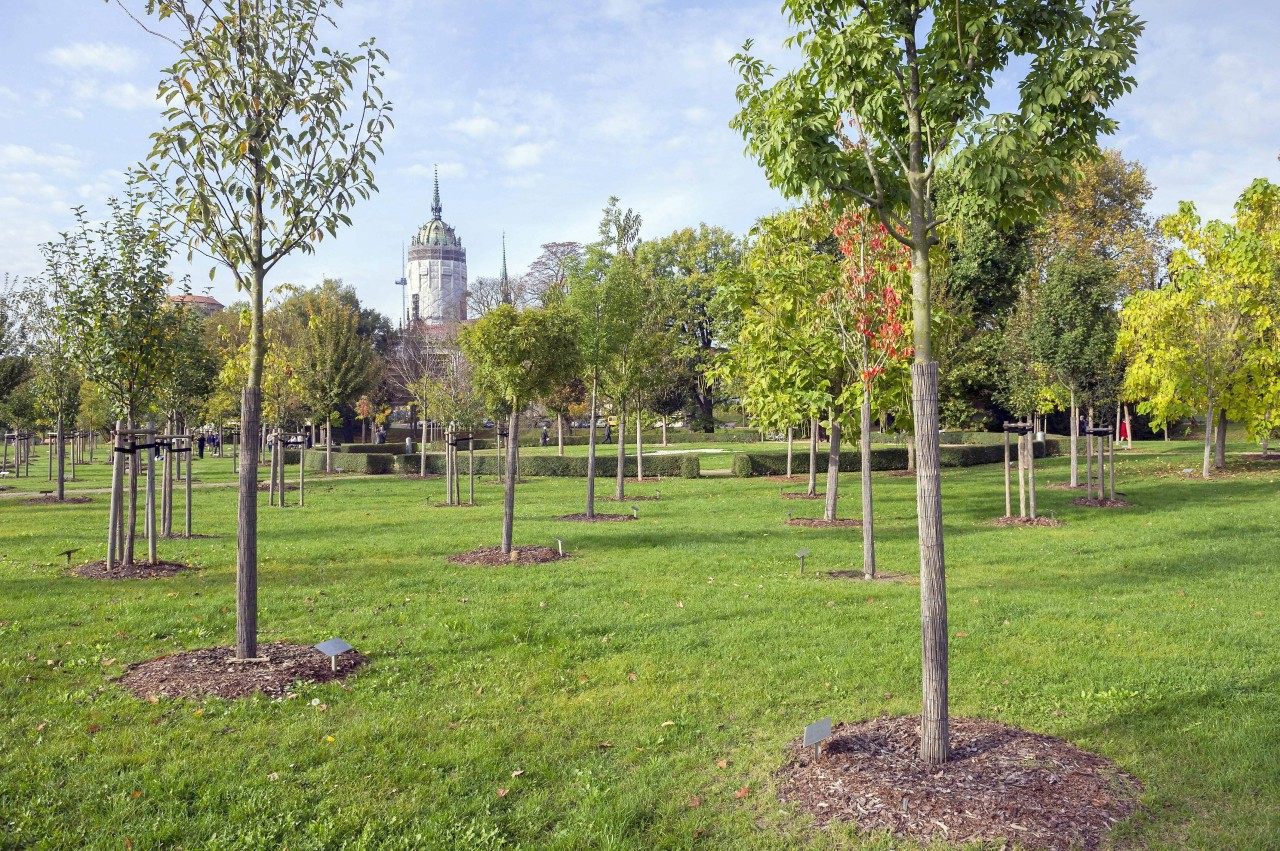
129;0;392;659
733;0;1141;762
461;305;579;553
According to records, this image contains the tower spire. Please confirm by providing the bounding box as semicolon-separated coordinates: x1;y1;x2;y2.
431;165;442;220
500;232;512;305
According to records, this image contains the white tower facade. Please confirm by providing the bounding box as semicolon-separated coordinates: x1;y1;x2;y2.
405;169;468;324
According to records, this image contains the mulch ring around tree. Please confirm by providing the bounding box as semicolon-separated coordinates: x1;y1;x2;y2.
767;475;809;483
447;545;568;565
21;495;92;505
986;515;1065;527
72;560;196;580
1044;482;1086;491
778;715;1141;851
825;570;913;583
780;491;824;500
786;517;862;528
1071;497;1133;509
555;512;634;523
600;494;659;502
118;642;365;701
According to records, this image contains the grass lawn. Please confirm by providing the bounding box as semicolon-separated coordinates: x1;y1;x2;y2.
1;440;1278;849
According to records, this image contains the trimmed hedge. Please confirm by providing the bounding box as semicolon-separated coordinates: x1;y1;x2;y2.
282;449;396;474
335;442;404;455
395;451;700;478
731;438;1061;477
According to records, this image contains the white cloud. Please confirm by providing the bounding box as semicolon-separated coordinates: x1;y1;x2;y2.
400;161;467;178
0;145;82;175
100;82;161;112
46;42;141;75
503;142;548;169
449;116;501;138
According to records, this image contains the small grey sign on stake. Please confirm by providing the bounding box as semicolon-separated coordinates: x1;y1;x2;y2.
804;716;833;758
314;638;354;672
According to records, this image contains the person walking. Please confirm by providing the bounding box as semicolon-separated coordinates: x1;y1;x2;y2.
196;434;206;459
540;426;548;447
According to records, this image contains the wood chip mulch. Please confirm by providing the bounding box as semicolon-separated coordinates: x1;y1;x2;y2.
1071;497;1133;508
601;495;659;502
1044;482;1086;491
20;495;92;505
780;492;824;500
778;715;1141;851
72;560;195;579
987;516;1065;527
767;475;809;483
825;570;913;582
446;545;567;565
787;517;862;528
118;641;365;700
555;513;634;522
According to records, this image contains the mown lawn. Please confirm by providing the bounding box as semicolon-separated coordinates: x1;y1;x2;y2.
1;441;1277;849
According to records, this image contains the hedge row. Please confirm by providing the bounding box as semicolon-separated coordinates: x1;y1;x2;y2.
335;442;404;455
395;451;700;479
731;438;1061;477
281;449;396;474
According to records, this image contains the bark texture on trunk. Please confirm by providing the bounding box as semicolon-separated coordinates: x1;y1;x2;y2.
1069;387;1079;488
1214;408;1227;469
807;417;818;496
636;409;644;481
107;421;123;568
615;408;627;501
1202;405;1213;479
824;419;842;522
501;410;519;554
911;361;948;766
55;415;64;501
860;395;875;579
236;386;261;660
786;427;793;479
586;379;598;519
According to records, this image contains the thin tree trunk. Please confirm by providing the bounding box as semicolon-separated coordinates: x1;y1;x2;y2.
107;421;123;568
911;361;948;766
237;385;261;660
1017;431;1027;517
1086;408;1095;499
1202;404;1213;479
126;418;138;565
446;427;455;504
786;427;794;478
468;441;475;504
586;378;598;519
326;419;334;473
55;414;64;501
808;416;818;496
557;413;565;457
268;429;277;507
1003;429;1011;517
146;429;157;564
824;416;842;522
185;434;193;536
1027;430;1037;519
907;431;916;473
420;418;428;477
1108;432;1115;500
1069;386;1079;487
501;410;518;554
1124;404;1133;449
1214;408;1227;469
661;417;668;446
298;439;305;508
636;408;644;481
615;406;627;501
860;394;875;579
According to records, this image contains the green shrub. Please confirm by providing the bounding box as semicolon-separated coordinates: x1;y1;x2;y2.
729;438;1061;477
392;451;701;478
337;442;404;455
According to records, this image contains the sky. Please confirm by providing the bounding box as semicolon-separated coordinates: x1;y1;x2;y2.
1;0;1278;323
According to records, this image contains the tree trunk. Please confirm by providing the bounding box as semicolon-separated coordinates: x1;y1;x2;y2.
146;430;157;564
824;416;841;522
786;427;793;479
697;391;714;433
808;417;818;497
326;418;333;473
1124;404;1133;449
615;406;627;501
557;413;565;457
55;414;64;501
501;410;518;554
1017;431;1027;517
860;394;875;580
1202;403;1213;479
586;378;598;519
1003;429;1011;517
185;433;193;536
907;431;916;473
468;442;475;504
420;418;428;477
911;361;948;766
661;417;668;446
1086;408;1094;499
1027;430;1037;519
107;420;123;568
298;439;305;508
636;408;644;481
237;385;262;660
126;418;138;565
446;427;455;504
1214;408;1227;469
1069;386;1079;488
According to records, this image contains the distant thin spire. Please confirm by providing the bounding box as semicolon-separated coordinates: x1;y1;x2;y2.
431;165;442;220
500;232;511;305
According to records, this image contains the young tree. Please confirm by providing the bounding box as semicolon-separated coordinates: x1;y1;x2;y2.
294;283;376;472
733;0;1141;763
461;305;578;553
1029;252;1119;486
130;0;392;659
19;271;80;502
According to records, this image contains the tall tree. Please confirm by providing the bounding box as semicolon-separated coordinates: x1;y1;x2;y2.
130;0;392;659
733;0;1141;763
638;225;743;431
461;305;579;553
19;272;80;502
526;241;584;306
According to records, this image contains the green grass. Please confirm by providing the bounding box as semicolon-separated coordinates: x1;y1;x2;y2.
2;440;1278;849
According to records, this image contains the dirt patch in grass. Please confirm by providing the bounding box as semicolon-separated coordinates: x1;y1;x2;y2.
119;641;365;700
20;495;92;505
986;516;1065;527
1240;454;1280;462
1044;482;1086;491
555;512;634;522
432;502;477;508
780;491;824;500
880;470;916;478
446;545;567;565
73;560;195;579
767;475;810;483
825;570;913;582
600;495;659;502
1071;497;1133;508
256;482;299;492
786;517;862;528
778;715;1141;851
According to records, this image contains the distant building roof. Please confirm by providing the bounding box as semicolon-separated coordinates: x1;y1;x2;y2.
170;294;225;312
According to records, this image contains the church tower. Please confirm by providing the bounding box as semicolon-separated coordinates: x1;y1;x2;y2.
405;168;468;324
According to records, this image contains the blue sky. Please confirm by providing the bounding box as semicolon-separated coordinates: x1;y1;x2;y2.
1;0;1277;322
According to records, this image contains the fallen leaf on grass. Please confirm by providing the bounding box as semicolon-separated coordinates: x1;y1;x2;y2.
511;769;524;778
627;673;637;681
86;724;100;734
267;772;279;781
688;796;702;808
597;742;613;750
130;790;142;799
716;759;728;769
661;720;675;727
497;788;509;798
734;786;749;799
954;631;969;637
675;601;684;609
578;675;588;684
